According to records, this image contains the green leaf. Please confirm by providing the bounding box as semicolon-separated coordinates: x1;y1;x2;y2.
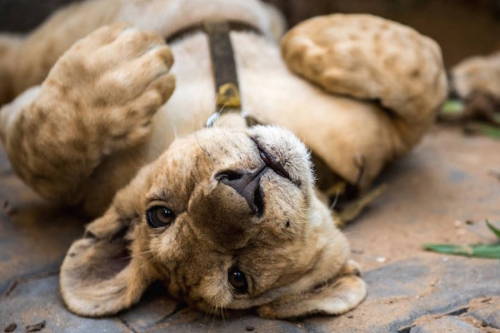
423;243;500;259
441;99;465;115
465;121;500;139
486;220;500;238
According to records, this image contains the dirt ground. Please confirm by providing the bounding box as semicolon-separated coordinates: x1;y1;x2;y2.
0;125;499;333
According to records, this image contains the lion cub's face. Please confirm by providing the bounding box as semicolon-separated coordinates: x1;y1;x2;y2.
61;125;365;319
140;126;317;312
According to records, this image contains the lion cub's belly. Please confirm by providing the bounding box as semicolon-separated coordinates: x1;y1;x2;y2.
146;33;215;159
147;32;338;160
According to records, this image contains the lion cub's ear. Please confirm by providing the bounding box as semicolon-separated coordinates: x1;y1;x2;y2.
258;260;367;319
60;166;156;317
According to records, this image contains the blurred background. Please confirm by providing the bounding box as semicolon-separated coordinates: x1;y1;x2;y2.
0;0;499;66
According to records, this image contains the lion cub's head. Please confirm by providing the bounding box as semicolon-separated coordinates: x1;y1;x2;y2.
60;126;366;319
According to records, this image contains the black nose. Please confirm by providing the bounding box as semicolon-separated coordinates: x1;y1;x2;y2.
216;167;265;216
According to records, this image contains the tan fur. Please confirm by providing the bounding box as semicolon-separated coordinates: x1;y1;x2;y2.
1;24;175;205
0;0;447;319
452;51;500;100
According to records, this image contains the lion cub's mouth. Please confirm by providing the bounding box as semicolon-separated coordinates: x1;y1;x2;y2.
252;137;293;182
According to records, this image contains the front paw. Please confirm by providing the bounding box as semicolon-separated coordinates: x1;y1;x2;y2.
42;24;175;151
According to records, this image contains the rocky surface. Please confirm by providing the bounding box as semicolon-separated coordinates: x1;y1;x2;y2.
1;126;499;333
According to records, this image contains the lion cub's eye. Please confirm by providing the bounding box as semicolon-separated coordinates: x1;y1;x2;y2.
146;206;175;228
228;266;248;294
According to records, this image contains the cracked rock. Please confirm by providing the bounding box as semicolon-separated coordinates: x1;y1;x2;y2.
468;297;500;329
409;316;481;333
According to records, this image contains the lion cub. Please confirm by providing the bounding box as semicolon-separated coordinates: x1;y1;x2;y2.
0;0;446;319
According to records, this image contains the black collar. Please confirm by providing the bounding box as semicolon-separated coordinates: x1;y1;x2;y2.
166;21;262;127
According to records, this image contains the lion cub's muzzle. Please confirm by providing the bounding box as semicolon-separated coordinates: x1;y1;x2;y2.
188;142;297;249
215;139;295;217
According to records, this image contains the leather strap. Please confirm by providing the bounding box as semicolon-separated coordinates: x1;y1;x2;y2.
166;21;262;127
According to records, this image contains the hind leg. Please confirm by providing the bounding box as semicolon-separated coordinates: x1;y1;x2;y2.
0;24;175;207
281;14;447;188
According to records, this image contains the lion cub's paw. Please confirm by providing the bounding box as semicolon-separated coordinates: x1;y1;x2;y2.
42;23;175;152
281;14;447;149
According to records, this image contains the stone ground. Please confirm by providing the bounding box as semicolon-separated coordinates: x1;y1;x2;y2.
0;125;499;333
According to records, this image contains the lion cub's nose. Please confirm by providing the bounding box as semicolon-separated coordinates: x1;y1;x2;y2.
216;167;265;216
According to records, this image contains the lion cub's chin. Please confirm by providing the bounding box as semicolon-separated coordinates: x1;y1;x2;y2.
60;126;366;319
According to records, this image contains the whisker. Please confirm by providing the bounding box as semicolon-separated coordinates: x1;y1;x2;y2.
218;104;227;114
220;305;227;323
207;304;219;332
329;191;340;211
169;121;178;139
194;132;215;163
136;248;156;258
211;294;227;323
